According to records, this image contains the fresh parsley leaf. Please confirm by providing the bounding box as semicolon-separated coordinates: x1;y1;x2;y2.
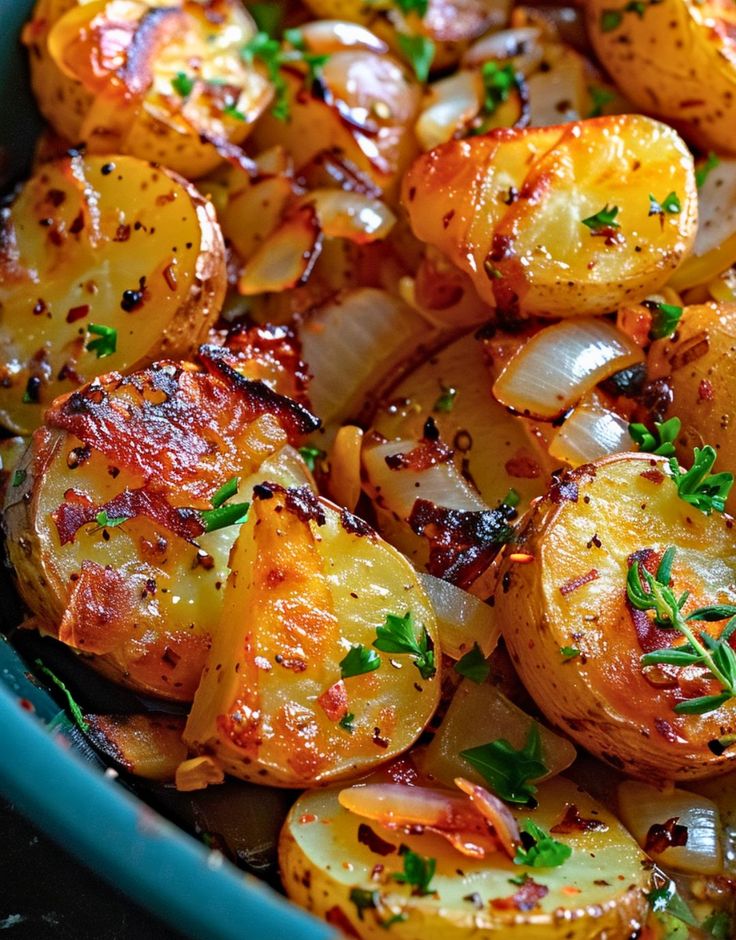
299;445;325;473
461;722;548;805
696;152;720;189
394;0;429;16
222;102;246;120
600;8;623;30
628;416;681;457
433;385;457;413
349;888;380;920
668;445;734;515
703;911;733;939
514;819;572;868
373;611;436;680
199;501;250;533
560;646;580;661
392;847;436;895
397;34;435;83
34;658;89;732
242;31;290;121
502;488;521;508
587;85;615;117
95;510;128;528
481;61;516;114
11;468;26;487
454;643;490;683
85;323;117;359
172;71;196;97
646;881;699;928
649;192;681;215
341;644;381;679
302;52;329;87
211;477;239;508
648;301;683;339
249;3;283;37
581;204;620;234
339;712;355;733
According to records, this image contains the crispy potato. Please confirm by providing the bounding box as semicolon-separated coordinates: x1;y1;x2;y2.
279;772;649;939
4;353;319;700
648;302;736;514
85;713;187;781
183;485;441;787
0;153;225;435
495;453;736;783
22;0;271;178
402;115;697;318
585;0;736;154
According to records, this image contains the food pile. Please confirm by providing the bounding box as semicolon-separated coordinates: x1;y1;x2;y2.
2;0;736;935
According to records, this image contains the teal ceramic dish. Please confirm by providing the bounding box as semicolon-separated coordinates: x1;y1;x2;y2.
0;3;331;936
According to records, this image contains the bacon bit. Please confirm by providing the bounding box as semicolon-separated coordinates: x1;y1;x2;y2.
698;379;715;402
504;453;541;479
318;680;349;722
644;817;688;854
385;438;453;472
508;552;534;565
640;469;665;484
58;560;141;654
617;305;653;348
490;877;549;912
223;322;311;406
66;304;90;323
550;804;608;834
559;569;599;597
357;823;396;857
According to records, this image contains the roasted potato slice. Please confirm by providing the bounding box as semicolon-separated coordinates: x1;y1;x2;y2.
648;302;736;513
279;772;649;939
585;0;736;154
402;115;697;318
0;153;225;434
495;453;736;782
183;484;441;787
4;352;319;700
22;0;271;177
85;712;187;781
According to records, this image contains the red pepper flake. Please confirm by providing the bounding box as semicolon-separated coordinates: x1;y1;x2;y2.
318;680;348;721
640;469;665;484
358;823;396;857
163;263;178;291
299;813;317;825
18;698;35;712
504;454;541;479
325;907;361;938
491;877;549;912
550;803;608;834
644;817;688;854
559;569;599;597
698;379;715;402
66;304;90;324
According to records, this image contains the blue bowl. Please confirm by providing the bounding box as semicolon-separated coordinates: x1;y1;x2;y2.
0;4;332;936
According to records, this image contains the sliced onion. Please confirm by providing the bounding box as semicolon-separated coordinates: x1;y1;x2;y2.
526;46;589;127
239;444;315;496
301;189;395;243
362;439;487;520
238;204;322;296
418;679;576;791
416;71;482;152
462;27;544;73
295;20;388;55
221;174;293;261
617;781;723;875
328;425;363;511
454;777;520;858
548;392;631;467
492;318;643;421
299;289;429;426
419;572;499;659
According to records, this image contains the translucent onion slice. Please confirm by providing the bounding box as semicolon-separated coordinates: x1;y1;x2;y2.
416;71;482;152
419;572;499;659
462;27;544;73
492;318;643;420
419;679;576;791
300;289;429;426
617;781;723;875
454;777;520;858
302;189;396;243
328;425;363;511
295;20;389;55
362;439;487;520
238;204;322;295
548;392;631;467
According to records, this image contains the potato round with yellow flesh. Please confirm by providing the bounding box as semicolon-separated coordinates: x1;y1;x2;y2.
22;0;271;178
648;302;736;515
402;115;697;318
183;486;441;787
585;0;736;155
0;153;225;435
4;356;319;700
496;453;736;783
279;773;649;939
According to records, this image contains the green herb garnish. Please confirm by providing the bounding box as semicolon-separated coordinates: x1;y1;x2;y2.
394;0;429;16
242;31;290;120
222;102;246;120
95;510;128;529
649;192;681;215
454;643;490;683
514;819;572;868
373;611;436;680
349;888;380;920
341;644;381;679
648;301;683;339
339;712;355;734
85;324;117;359
646;881;699;929
433;385;457;413
397;34;435;83
34;658;89;733
587;85;615;117
11;468;26;487
628;416;681;457
702;911;733;939
460;722;547;805
392;847;436;895
172;71;195;97
199;501;250;533
581;204;620;234
249;3;284;36
696;152;720;189
560;646;580;661
668;446;734;515
600;8;623;30
299;445;326;473
211;477;239;508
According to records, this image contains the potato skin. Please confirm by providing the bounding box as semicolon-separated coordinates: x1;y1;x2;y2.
585;0;736;154
648;302;736;514
496;453;736;783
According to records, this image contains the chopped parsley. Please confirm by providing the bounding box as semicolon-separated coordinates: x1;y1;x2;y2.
349;887;380;920
649;191;681;216
460;721;548;805
392;847;436;895
373;611;436;680
394;0;429;16
560;646;580;661
222;102;246;121
34;658;89;733
646;881;699;929
172;71;195;98
647;300;683;340
199;477;250;533
339;712;355;733
249;2;283;36
581;204;620;234
242;32;289;121
696;152;720;189
514;819;571;868
397;34;435;84
668;445;734;515
600;8;624;30
299;445;326;473
502;488;521;508
85;324;117;359
454;643;490;683
95;510;127;529
628;547;736;715
703;912;733;939
481;61;516;115
11;468;26;487
587;85;615;117
433;384;457;413
341;644;381;679
628;416;681;457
